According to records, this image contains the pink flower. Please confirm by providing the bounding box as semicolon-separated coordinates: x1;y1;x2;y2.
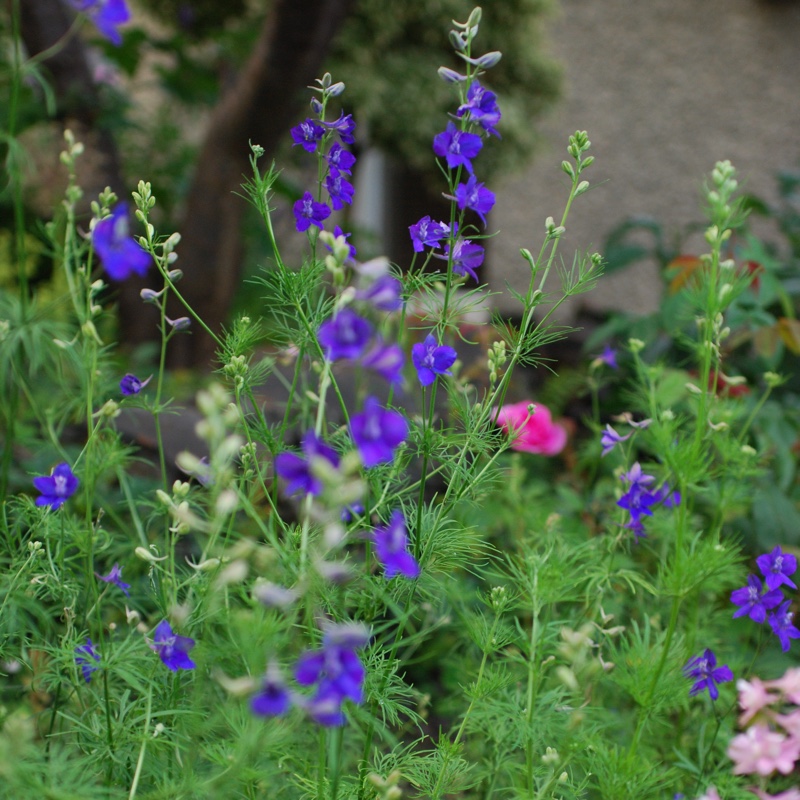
775;709;800;738
696;788;722;800
728;724;800;775
767;666;800;704
738;677;780;725
493;401;567;456
751;790;800;800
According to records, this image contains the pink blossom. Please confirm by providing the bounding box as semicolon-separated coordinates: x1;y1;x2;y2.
767;666;800;704
751;790;800;800
696;787;721;800
493;401;567;456
775;708;800;738
738;677;780;725
728;724;800;775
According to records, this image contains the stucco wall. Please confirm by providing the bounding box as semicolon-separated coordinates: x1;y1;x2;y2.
490;0;800;318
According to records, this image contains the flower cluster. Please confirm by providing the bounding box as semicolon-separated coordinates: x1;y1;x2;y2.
731;546;799;652
616;462;680;539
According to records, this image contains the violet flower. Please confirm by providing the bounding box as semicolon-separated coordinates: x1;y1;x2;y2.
757;546;798;592
274;431;340;497
456;81;502;137
96;563;131;597
432;122;483;175
34;462;79;509
412;334;457;386
683;648;733;700
325;169;355;210
326;143;356;175
68;0;130;46
355;274;403;311
152;620;196;672
323;112;356;145
600;424;630;456
92;204;151;281
409;216;452;253
350;397;408;468
293;192;331;232
317;308;373;361
438;239;484;282
290;119;326;153
119;373;151;396
453;175;496;225
360;338;405;385
768;601;800;653
373;510;420;579
75;638;101;683
730;575;783;624
251;663;292;717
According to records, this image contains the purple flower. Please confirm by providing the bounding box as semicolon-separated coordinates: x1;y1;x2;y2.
34;462;79;509
412;334;457;386
325;168;355;210
92;204;150;281
251;663;292;717
290;118;326;153
317;308;373;361
360;338;405;384
326;226;356;260
757;546;798;592
453;175;495;225
152;620;196;672
119;373;151;396
616;463;680;539
293;192;331;233
409;216;452;253
350;397;408;468
432;122;483;175
274;431;340;497
68;0;130;46
598;344;619;369
326;143;356;175
600;425;631;456
768;601;800;653
323;112;356;145
436;239;484;282
456;81;502;137
355;274;403;311
75;638;101;683
731;575;783;624
683;649;733;700
373;510;420;579
96;563;131;597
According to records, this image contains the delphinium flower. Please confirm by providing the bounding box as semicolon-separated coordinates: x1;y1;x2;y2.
768;601;800;653
731;575;783;624
600;424;631;456
616;462;680;539
350;397;409;468
757;546;798;592
317;308;373;361
432;121;483;175
326;143;356;175
119;373;151;396
493;401;567;456
323;112;356;145
412;334;457;386
293;191;331;233
355;274;403;311
683;648;733;700
290;118;326;153
327;225;356;260
250;663;292;717
409;216;452;253
96;563;131;597
325;169;355;210
92;204;151;281
436;239;484;282
274;431;340;497
165;315;191;331
68;0;130;46
595;344;618;370
456;81;502;137
152;620;196;671
75;638;101;683
360;338;405;385
295;623;369;726
453;175;496;225
373;510;420;579
34;462;79;509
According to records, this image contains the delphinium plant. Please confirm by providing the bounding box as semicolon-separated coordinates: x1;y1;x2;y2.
1;3;798;800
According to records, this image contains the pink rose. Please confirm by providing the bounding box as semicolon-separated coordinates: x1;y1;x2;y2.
493;401;567;456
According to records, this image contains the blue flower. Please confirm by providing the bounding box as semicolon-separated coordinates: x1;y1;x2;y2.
756;546;798;592
412;334;457;386
600;425;630;456
119;373;151;396
350;397;408;468
152;620;196;672
453;175;495;225
598;344;618;369
92;204;151;281
34;462;79;509
373;510;420;579
730;575;783;624
325;168;355;210
326;143;356;175
293;192;331;232
409;216;452;253
768;601;800;653
323;113;356;145
360;338;405;385
438;239;484;282
68;0;130;46
251;663;292;717
96;563;131;597
616;463;679;539
355;274;403;311
317;308;373;361
326;225;356;260
456;81;502;137
75;638;101;683
274;431;340;497
433;122;483;175
683;649;733;700
290;119;326;153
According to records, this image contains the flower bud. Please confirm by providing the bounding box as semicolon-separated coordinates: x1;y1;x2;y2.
140;288;164;304
474;50;502;68
135;546;167;562
167;268;183;282
437;66;467;83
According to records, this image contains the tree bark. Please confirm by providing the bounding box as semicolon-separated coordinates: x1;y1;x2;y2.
165;0;356;368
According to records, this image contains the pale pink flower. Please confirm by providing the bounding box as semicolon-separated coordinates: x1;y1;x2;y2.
493;401;567;456
775;708;800;738
728;724;800;775
697;787;722;800
738;677;780;725
751;789;800;800
767;666;800;704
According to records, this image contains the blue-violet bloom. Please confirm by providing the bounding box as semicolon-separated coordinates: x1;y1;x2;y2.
768;601;800;653
293;192;331;232
326;143;356;174
600;424;631;456
350;397;409;468
683;649;733;700
119;373;151;396
456;81;502;137
757;546;798;592
327;225;356;260
274;431;340;497
432;122;483;175
251;663;292;716
75;638;101;683
373;510;420;579
152;620;196;671
360;338;405;385
325;168;355;210
96;563;131;597
355;274;403;311
323;112;356;144
412;334;457;386
453;175;496;225
68;0;130;46
290;118;326;153
34;462;79;509
92;204;151;281
409;216;452;253
317;308;373;361
730;575;783;624
437;239;484;282
598;344;619;369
